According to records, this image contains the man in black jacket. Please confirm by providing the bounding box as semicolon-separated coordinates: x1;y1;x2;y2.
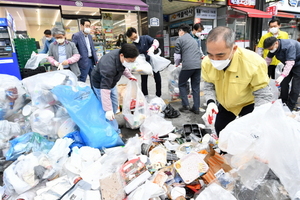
264;37;300;111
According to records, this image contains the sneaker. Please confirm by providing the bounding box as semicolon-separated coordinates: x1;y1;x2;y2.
179;106;190;112
189;108;200;114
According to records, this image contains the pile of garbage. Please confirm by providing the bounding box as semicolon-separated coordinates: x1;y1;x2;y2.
0;71;300;200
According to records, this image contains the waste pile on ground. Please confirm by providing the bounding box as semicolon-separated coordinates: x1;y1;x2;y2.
0;71;300;200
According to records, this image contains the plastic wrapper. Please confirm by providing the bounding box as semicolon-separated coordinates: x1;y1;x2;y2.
64;146;101;176
51;85;124;149
24;51;48;70
98;147;128;180
29;107;57;137
219;100;300;199
140;114;174;139
130;54;153;75
22;70;78;109
0;74;27;120
233;178;290;200
0;120;21;149
149;48;171;73
196;183;237;200
123;135;142;160
127;180;165;200
148;97;166;115
123;80;149;129
5;132;54;161
3;152;57;195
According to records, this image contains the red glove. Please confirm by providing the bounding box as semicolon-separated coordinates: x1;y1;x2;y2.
129;77;137;81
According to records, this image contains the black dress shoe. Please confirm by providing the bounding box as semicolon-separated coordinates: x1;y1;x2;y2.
189;108;199;114
179;106;190;112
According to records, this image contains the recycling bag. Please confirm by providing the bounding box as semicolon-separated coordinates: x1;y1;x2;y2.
51;85;124;148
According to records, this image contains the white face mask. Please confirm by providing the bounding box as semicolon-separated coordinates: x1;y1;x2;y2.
195;32;202;38
133;36;140;43
46;37;52;41
269;48;277;53
56;38;65;44
122;60;134;69
84;28;91;34
210;49;233;70
200;35;204;40
269;27;279;35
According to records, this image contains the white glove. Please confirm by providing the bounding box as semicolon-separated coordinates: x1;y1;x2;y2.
275;75;284;86
57;63;64;70
147;46;155;55
54;61;60;67
205;102;219;124
105;110;115;121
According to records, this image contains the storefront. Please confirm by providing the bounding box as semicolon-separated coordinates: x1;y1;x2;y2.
167;6;218;59
0;0;148;61
266;0;300;40
226;0;272;48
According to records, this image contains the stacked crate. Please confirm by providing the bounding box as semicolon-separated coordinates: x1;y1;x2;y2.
14;38;37;69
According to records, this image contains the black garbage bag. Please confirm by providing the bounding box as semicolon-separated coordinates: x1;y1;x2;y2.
163;104;181;118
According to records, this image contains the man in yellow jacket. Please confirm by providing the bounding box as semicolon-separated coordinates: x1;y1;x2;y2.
202;26;272;136
256;18;289;79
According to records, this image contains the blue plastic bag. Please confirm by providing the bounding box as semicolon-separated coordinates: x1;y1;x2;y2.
64;131;85;149
51;85;124;149
5;132;54;161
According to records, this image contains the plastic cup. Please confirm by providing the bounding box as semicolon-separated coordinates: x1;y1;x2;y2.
202;134;217;145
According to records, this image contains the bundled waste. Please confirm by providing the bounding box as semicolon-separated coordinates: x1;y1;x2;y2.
0;71;299;200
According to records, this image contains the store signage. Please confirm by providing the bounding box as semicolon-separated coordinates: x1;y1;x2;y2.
227;0;256;8
266;6;278;15
169;8;194;22
169;19;194;28
195;7;217;19
266;0;281;2
0;18;8;26
150;17;159;27
275;0;300;12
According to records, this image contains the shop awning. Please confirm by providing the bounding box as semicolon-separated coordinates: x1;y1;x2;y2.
231;6;272;18
6;0;148;11
276;11;295;18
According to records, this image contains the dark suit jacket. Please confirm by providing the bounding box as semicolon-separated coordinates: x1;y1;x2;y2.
72;31;98;69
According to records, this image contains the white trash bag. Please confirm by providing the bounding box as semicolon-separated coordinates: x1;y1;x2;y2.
149;48;171;73
24;51;48;70
130;54;153;75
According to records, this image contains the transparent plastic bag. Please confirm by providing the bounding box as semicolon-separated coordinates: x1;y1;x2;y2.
219;100;300;199
123;80;149;129
4;152;56;194
0;74;27;120
22;70;78;109
148;97;166;115
0;120;21;149
140;114;174;139
24;51;48;70
131;54;153;75
149;48;171;73
30;107;57;137
196;183;237;200
5;132;54;161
